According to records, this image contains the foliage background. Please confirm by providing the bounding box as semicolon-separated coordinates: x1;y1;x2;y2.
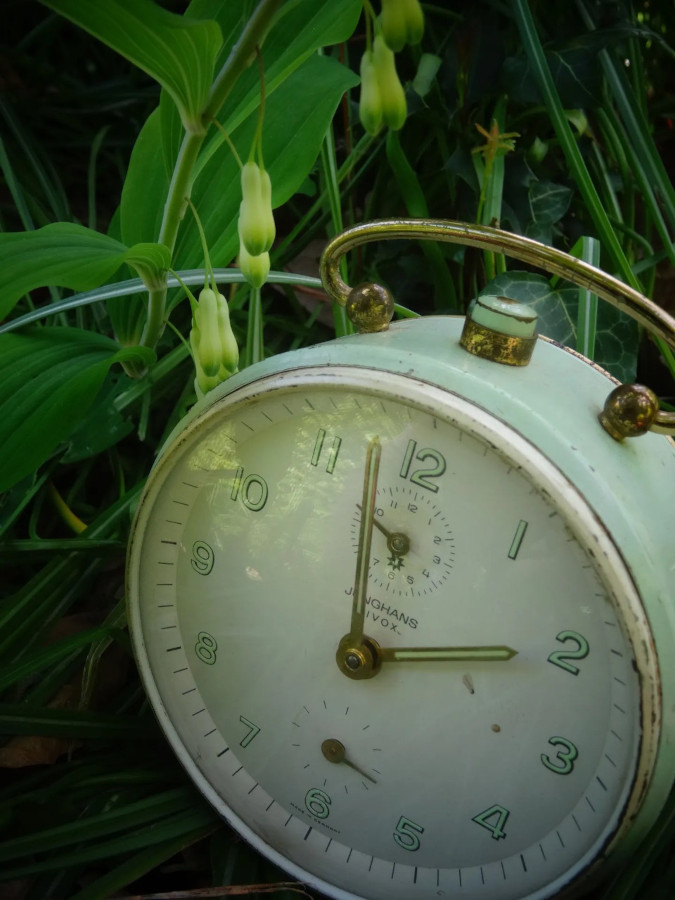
0;0;673;897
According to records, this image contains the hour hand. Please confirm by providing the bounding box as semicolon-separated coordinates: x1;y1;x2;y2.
379;645;518;663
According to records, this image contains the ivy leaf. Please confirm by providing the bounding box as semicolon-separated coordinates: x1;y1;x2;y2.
482;271;576;345
0;224;171;321
0;328;155;492
40;0;222;132
481;271;638;381
529;180;573;226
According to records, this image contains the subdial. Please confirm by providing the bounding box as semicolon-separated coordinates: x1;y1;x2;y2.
351;484;455;597
290;701;382;793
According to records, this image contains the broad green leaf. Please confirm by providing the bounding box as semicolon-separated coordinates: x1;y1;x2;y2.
190;0;362;179
61;373;134;462
113;0;360;341
0;328;155;492
174;54;359;276
40;0;222;132
481;271;638;381
0;223;171;321
119;110;169;259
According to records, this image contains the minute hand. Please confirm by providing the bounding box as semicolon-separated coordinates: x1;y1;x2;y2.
379;645;518;663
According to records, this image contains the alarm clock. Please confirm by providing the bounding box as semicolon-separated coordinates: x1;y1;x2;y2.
127;219;675;900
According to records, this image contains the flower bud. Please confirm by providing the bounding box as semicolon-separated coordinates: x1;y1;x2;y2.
192;288;221;377
238;218;271;289
216;294;239;376
359;49;383;136
373;34;407;131
381;0;424;51
238;161;275;256
190;287;239;396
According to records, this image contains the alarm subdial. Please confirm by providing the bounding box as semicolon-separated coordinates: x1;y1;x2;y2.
352;485;455;596
290;702;382;793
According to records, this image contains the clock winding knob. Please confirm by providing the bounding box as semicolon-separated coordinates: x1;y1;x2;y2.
460;294;538;366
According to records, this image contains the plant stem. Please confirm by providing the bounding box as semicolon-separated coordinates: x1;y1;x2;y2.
202;0;284;125
138;0;284;355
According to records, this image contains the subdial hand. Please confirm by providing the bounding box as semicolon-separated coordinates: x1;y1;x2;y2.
321;738;377;783
357;504;410;556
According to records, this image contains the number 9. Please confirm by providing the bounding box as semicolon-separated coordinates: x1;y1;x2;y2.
191;540;214;575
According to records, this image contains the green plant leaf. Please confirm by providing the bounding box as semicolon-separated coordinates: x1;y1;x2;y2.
175;53;360;276
40;0;222;132
528;180;573;227
0;223;171;321
0;704;156;739
481;271;638;381
0;328;154;492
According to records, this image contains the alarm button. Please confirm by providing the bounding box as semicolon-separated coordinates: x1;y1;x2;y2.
460;294;538;366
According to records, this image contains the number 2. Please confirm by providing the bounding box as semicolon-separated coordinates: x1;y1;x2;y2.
548;630;590;676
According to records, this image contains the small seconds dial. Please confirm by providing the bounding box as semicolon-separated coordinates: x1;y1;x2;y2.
352;484;455;596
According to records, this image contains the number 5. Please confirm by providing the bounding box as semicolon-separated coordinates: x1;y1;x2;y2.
393;815;424;851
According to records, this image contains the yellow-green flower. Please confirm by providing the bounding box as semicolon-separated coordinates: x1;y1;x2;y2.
359;34;407;135
381;0;424;52
190;287;239;397
238;160;275;257
238;218;271;289
359;48;383;135
373;34;407;131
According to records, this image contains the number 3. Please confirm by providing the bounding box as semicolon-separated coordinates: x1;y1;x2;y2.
541;736;578;775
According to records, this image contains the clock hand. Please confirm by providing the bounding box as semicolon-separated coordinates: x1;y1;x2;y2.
336;437;382;679
378;645;518;663
348;437;381;645
357;504;411;556
321;738;377;783
338;636;518;678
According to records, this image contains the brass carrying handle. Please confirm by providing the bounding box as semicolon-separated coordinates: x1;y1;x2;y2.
319;218;675;438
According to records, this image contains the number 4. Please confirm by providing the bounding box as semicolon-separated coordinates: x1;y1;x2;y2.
472;804;509;840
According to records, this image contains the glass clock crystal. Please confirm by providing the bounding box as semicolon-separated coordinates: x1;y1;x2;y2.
128;221;675;900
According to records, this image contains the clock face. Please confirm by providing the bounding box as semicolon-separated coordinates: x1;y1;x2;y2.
128;367;657;900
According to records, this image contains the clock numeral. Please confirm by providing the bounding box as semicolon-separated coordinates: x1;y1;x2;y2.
305;788;331;820
507;519;528;560
190;540;214;575
238;715;261;748
399;440;446;493
541;736;578;775
393;815;424;851
231;467;268;512
548;630;590;676
472;804;509;841
195;631;218;665
311;428;342;474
